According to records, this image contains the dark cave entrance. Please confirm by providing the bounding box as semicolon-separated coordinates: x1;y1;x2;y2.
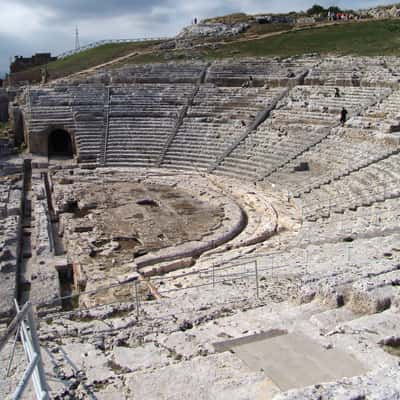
48;129;73;158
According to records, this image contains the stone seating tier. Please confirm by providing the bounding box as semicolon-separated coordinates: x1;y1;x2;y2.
213;84;392;181
298;197;400;247
82;63;207;84
205;58;315;86
305;56;400;87
299;152;400;220
268;129;399;195
161;87;284;170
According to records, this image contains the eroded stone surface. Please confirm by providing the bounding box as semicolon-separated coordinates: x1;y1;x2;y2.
2;56;400;399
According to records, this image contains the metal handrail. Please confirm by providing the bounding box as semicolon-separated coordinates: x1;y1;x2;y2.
56;37;171;59
0;301;50;400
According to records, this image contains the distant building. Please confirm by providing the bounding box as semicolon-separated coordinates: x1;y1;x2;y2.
10;53;57;73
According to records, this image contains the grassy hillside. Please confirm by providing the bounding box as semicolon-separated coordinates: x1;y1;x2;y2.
12;19;400;82
47;41;161;76
118;19;400;66
202;13;250;24
11;40;161;82
202;19;400;58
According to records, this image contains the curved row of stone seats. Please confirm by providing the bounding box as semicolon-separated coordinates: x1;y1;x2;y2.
347;88;400;132
285;85;391;113
68;84;107;106
297;197;400;247
110;83;194;102
215;85;391;181
205;57;315;86
299;152;400;221
73;104;105;164
29;85;106;107
29;87;72;107
109;84;193;114
214;85;377;180
230;233;400;322
70;86;107;165
111;62;207;84
162;86;284;170
296;233;400;313
106;117;176;166
252;232;400;312
267;128;399;195
362;67;400;88
0;173;22;321
27;87;77;136
215;124;329;180
105;84;195;167
305;56;400;88
163;120;251;170
26;105;75;136
71;62;208;85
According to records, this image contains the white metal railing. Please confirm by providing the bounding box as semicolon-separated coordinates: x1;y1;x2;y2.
0;300;49;400
34;206;398;322
56;37;170;59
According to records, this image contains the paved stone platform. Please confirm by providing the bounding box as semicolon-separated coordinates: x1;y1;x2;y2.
224;331;367;391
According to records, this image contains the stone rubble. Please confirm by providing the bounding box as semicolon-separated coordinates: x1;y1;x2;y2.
1;56;400;399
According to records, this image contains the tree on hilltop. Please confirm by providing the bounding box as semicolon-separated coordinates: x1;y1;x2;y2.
327;6;342;14
307;4;326;16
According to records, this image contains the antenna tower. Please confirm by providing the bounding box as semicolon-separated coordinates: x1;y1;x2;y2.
75;26;80;51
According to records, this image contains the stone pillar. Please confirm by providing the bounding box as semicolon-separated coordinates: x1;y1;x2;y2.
0;91;8;122
9;104;25;146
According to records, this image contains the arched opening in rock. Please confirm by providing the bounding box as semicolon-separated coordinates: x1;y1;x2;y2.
48;129;73;158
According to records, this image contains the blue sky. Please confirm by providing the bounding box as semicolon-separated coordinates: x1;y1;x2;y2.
0;0;397;77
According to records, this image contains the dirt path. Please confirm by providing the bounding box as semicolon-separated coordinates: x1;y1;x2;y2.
52;47;155;82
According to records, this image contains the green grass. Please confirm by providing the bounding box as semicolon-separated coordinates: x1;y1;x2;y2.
199;20;400;58
14;19;400;82
244;23;295;36
121;19;400;67
15;40;161;81
203;13;251;24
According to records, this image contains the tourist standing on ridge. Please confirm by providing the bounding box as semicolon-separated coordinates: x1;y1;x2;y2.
41;65;49;84
340;107;348;126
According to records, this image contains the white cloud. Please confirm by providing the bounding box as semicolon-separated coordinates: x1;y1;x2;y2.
0;0;398;77
0;3;55;37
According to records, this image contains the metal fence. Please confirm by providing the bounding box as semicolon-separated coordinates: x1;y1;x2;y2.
0;208;395;397
0;301;49;400
33;234;368;327
56;37;171;59
23;201;398;323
